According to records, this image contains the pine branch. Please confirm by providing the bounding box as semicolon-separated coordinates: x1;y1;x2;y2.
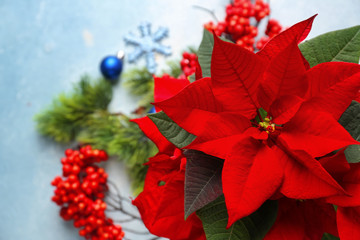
122;67;154;97
164;60;183;78
34;76;112;142
36;60;193;194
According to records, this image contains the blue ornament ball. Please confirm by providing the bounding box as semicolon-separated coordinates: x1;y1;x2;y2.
100;56;123;81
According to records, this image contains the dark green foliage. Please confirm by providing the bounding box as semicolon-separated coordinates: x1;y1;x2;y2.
339;101;360;140
148;111;196;148
322;233;340;240
338;101;360;163
35;76;112;142
184;150;224;219
196;29;233;78
197;195;278;240
197;29;214;78
300;25;360;67
188;73;196;83
255;108;267;123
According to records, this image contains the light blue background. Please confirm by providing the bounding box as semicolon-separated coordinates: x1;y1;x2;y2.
0;0;359;239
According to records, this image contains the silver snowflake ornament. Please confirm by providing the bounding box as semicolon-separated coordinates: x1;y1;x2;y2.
124;22;172;74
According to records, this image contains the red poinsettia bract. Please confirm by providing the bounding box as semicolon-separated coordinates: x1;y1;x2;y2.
132;76;206;240
264;198;338;240
154;15;360;227
318;150;360;240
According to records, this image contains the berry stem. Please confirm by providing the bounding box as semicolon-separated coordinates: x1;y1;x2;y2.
105;180;144;221
106;201;142;220
114;218;139;223
193;5;219;23
121;227;150;235
123;236;161;240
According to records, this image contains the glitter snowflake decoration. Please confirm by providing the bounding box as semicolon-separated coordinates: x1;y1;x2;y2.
124;22;172;74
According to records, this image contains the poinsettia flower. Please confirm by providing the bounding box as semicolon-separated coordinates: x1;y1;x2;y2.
154;16;360;226
264;198;338;240
132;75;205;240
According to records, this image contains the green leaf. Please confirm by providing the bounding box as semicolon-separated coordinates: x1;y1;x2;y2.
344;145;360;163
339;101;360;138
197;29;234;78
197;29;214;78
255;108;268;123
300;25;360;67
188;73;196;83
148;111;196;148
338;101;360;163
184;150;224;219
197;195;278;240
322;233;340;240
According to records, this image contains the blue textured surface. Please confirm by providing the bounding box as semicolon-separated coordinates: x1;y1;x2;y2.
0;0;359;239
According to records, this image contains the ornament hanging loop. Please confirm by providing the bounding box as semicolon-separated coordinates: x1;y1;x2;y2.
117;50;125;60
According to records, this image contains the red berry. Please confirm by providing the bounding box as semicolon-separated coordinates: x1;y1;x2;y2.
62;164;72;176
60;157;67;165
68;174;77;182
65;149;73;157
72;165;81;175
79;229;86;236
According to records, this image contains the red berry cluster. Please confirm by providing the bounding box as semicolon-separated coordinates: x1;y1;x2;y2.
180;52;198;78
265;19;282;38
256;19;283;50
51;146;124;240
253;0;270;21
204;0;281;52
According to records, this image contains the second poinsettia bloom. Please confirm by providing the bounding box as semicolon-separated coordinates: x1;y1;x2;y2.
154;15;360;227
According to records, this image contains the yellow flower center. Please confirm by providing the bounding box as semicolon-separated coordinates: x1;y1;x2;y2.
259;117;275;134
